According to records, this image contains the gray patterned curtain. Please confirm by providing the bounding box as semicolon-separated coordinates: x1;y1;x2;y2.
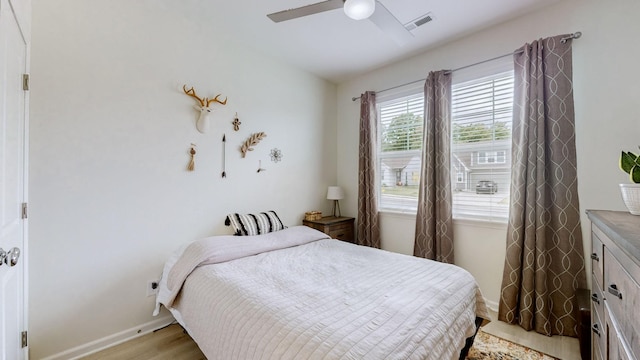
356;91;381;248
498;35;587;337
414;71;454;263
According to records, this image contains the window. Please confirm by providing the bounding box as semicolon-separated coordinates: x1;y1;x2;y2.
375;60;514;222
377;93;424;212
451;70;514;221
477;151;506;164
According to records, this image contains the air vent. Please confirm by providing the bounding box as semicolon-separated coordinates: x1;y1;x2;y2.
404;12;434;32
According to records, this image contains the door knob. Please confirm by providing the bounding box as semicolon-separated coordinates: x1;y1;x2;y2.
0;248;6;267
5;247;20;267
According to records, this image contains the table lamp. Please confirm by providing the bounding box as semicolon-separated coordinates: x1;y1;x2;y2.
326;186;345;217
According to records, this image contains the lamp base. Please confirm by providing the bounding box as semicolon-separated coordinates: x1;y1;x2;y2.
331;200;341;218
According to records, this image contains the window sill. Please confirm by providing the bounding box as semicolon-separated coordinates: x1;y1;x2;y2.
379;209;417;218
453;217;508;230
379;210;508;229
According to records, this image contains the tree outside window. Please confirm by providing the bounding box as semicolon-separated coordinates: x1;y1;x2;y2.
381;113;423;152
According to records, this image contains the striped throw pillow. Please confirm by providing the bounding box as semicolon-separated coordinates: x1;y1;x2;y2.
225;211;286;236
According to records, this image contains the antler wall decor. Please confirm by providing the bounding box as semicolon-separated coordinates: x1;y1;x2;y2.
183;85;227;133
240;132;267;158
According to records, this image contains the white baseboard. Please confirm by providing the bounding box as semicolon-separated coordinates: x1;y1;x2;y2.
484;298;499;313
40;315;174;360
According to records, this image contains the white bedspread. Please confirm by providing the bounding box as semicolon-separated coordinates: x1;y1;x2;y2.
156;226;489;360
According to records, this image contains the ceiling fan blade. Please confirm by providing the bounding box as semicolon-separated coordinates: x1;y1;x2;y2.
267;0;344;23
368;1;413;45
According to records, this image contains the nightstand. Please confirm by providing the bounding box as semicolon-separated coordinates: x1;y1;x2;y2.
303;216;355;243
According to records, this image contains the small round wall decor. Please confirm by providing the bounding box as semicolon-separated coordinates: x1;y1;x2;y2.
270;148;283;163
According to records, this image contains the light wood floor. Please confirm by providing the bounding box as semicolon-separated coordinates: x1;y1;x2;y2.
481;309;582;360
80;323;205;360
81;310;582;360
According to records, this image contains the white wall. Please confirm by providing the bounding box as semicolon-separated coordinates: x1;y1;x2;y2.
337;0;640;309
29;0;337;358
29;0;640;357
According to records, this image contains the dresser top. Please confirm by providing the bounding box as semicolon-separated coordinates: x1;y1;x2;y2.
587;210;640;263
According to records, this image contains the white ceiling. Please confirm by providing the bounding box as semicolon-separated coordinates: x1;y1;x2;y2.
167;0;562;83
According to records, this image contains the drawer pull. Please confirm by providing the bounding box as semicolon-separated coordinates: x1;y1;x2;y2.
607;284;623;299
591;293;600;304
590;253;599;261
592;324;601;337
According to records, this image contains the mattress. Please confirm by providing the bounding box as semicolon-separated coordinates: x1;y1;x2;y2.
155;226;489;360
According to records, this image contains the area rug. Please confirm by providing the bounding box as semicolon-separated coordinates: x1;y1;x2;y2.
466;331;559;360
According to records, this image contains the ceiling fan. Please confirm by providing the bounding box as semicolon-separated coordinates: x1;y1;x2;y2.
267;0;414;45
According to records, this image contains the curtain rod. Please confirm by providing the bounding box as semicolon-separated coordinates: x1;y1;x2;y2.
351;31;582;101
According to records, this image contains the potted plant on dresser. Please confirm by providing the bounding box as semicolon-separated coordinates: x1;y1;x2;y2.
619;147;640;215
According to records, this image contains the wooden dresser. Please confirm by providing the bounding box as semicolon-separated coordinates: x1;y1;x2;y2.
302;216;355;243
587;210;640;360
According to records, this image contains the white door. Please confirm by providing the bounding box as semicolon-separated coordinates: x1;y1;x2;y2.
0;0;28;358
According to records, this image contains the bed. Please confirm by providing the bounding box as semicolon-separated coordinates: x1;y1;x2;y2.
154;225;490;360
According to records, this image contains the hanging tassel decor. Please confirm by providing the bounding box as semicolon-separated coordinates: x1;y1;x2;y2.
187;144;196;171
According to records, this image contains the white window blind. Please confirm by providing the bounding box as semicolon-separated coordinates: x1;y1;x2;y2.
374;59;514;221
451;70;514;222
377;93;424;212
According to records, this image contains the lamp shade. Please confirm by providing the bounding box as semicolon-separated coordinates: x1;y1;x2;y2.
343;0;375;20
326;186;345;200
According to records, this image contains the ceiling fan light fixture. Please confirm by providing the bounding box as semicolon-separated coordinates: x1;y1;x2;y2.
344;0;375;20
